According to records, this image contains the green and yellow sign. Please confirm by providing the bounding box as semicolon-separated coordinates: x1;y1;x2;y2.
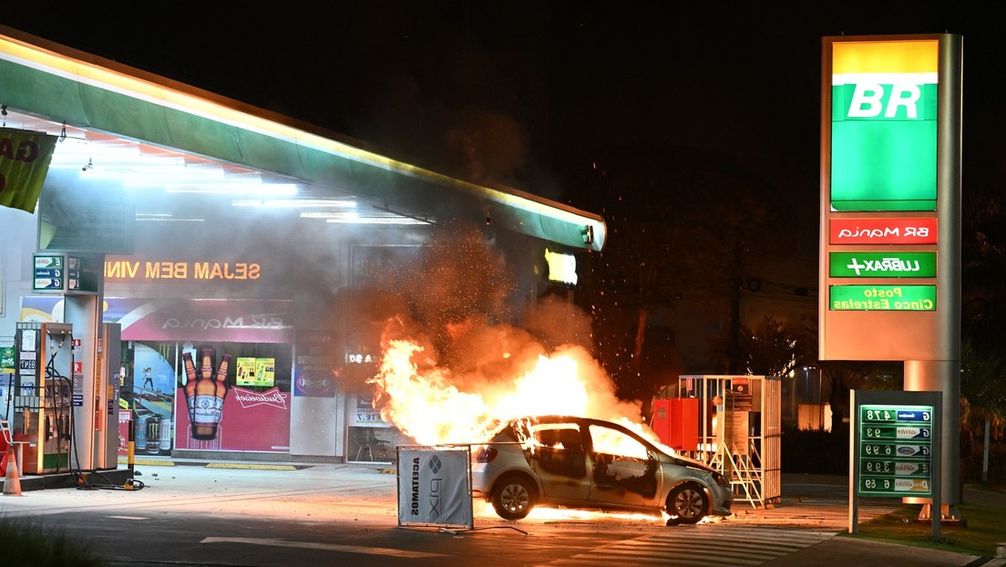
831;40;938;211
0;127;57;214
830;285;936;311
0;347;14;374
829;252;936;278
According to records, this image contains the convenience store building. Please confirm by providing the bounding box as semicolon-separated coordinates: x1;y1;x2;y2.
0;27;606;463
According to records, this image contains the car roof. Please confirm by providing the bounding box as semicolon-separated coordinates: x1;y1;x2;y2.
508;415;717;473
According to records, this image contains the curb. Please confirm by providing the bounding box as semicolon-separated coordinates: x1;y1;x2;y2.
205;463;297;471
117;459;297;471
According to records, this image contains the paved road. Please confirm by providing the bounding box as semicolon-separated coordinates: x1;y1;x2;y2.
0;463;991;566
550;525;835;566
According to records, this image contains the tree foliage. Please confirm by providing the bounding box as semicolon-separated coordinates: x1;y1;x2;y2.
706;315;816;377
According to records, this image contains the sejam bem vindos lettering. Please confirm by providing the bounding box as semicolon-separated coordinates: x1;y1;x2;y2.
104;260;261;281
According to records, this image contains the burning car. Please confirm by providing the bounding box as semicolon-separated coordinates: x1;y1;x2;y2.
471;415;732;523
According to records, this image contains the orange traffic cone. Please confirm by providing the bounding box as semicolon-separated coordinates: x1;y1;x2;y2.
2;444;22;496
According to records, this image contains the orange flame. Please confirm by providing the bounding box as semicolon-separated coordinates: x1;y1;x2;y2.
369;337;666;453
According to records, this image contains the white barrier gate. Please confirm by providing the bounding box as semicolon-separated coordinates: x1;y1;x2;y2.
396;446;473;529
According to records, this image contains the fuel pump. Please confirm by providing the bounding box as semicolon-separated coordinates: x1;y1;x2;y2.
20;252;120;475
13;322;73;475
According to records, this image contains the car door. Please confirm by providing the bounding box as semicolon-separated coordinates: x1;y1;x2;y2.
586;423;661;508
526;422;591;503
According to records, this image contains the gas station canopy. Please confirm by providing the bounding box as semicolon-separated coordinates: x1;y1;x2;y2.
0;26;606;251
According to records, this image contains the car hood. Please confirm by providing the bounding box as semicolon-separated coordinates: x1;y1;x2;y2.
659;450;716;474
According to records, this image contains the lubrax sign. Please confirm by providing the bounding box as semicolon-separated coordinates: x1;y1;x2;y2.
829;252;936;278
819;34;961;361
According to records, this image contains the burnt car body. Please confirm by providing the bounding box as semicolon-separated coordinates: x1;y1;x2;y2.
471;415;732;523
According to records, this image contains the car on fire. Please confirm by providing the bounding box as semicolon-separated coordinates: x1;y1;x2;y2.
471;415;732;523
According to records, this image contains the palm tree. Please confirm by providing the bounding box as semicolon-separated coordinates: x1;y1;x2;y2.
960;340;1006;482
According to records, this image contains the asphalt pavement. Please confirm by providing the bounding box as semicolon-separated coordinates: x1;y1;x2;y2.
0;459;1002;566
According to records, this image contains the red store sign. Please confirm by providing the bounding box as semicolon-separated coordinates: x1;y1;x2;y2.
829;218;938;245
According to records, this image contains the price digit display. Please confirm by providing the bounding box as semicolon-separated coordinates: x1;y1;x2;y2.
858;404;934;497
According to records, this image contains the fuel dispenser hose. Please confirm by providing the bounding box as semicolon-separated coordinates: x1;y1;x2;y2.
45;336;145;491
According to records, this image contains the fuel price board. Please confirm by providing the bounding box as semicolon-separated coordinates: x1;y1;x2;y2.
857;404;933;497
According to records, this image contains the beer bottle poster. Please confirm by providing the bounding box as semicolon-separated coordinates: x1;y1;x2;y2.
254;358;275;387
236;357;256;386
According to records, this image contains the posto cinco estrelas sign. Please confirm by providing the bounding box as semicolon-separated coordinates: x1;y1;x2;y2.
819;35;961;362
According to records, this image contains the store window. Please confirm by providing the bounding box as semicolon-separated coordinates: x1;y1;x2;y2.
346;394;411;463
174;342;292;453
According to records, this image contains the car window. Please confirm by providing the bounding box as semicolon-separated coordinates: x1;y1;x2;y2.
531;424;584;452
529;423;587;479
587;424;648;460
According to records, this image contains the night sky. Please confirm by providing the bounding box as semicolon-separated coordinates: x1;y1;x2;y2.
4;4;1002;209
1;4;1002;295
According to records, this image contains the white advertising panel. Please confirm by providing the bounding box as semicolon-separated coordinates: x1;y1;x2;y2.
397;448;473;528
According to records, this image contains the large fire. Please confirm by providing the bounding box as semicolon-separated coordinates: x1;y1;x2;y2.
368;336;666;452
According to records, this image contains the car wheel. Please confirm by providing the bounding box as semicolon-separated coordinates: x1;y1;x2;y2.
492;474;537;520
667;483;708;524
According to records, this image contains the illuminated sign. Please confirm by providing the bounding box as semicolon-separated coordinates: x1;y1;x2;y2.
0;347;14;374
831;40;939;211
104;259;261;281
33;254;64;290
830;285;936;311
857;403;933;497
544;248;577;286
829;218;937;245
236;357;276;387
829;252;936;278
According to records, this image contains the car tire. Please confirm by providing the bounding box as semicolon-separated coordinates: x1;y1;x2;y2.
667;483;708;524
492;474;537;520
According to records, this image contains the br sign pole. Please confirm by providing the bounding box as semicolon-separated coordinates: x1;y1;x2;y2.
820;35;962;521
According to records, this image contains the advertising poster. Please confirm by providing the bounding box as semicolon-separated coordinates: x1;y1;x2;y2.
130;343;177;456
255;358;275;386
236;357;256;386
176;346;290;453
174;385;290;452
397;448;473;528
293;332;336;398
236;357;276;387
0;373;12;422
0;346;13;373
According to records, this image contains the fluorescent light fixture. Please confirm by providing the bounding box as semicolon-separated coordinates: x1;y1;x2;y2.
299;211;355;219
232;199;356;208
135;217;205;222
164;184;298;196
326;217;429;225
300;210;428;225
135;213;172;218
